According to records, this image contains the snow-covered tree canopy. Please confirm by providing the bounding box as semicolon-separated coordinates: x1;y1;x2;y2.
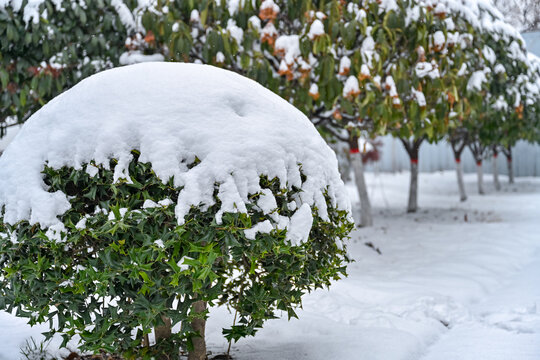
0;62;353;357
524;53;540;145
493;0;540;32
2;0;538;151
131;0;538;146
433;0;537;156
129;0;407;143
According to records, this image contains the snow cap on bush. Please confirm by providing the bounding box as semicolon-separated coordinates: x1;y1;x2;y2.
0;62;351;231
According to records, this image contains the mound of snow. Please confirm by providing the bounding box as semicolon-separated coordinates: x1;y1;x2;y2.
0;63;350;229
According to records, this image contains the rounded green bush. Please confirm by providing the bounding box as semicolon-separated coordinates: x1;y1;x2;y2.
0;151;352;358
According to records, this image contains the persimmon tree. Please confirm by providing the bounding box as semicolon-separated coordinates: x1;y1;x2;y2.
498;54;540;184
438;0;532;195
478;25;529;192
519;54;540;183
0;0;134;137
378;1;469;212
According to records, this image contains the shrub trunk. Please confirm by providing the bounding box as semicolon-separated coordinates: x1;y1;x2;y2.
154;316;172;343
188;300;207;360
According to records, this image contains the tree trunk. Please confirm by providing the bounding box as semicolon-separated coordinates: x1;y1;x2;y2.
476;161;485;195
492;151;501;191
505;148;514;184
455;158;467;201
188;300;207;360
469;142;486;195
349;138;373;227
508;158;514;184
400;138;422;213
451;138;467;202
408;159;419;213
154;316;172;343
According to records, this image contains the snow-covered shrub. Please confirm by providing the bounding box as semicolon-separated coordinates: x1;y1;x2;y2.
0;63;352;359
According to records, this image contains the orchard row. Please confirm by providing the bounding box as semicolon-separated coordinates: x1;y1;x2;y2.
1;0;539;226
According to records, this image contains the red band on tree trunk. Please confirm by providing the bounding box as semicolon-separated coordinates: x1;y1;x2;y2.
493;154;498;158
508;158;512;162
455;158;461;163
350;148;360;154
411;159;418;164
477;161;482;166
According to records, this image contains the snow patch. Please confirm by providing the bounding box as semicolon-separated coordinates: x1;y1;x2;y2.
119;51;164;65
286;203;313;245
308;19;325;40
244;220;274;240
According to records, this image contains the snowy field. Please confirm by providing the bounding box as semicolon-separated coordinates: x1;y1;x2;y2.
1;170;540;359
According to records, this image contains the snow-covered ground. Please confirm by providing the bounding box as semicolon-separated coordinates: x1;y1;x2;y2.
1;170;540;359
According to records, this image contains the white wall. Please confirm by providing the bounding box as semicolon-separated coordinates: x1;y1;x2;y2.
365;136;540;177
